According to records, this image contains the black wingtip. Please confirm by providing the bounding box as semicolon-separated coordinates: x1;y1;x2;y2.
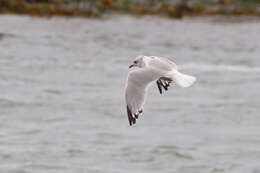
127;106;132;126
127;105;136;126
157;78;173;94
159;80;168;91
156;81;162;94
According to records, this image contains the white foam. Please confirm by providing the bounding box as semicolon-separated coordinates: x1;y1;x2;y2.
180;63;260;73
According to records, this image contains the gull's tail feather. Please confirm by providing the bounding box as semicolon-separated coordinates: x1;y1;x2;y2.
172;71;196;88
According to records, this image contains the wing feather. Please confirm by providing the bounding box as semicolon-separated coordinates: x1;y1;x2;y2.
125;68;160;125
125;56;195;126
148;56;178;71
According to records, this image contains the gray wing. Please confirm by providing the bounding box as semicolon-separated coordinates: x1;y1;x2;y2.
148;56;178;94
125;68;160;125
148;56;178;71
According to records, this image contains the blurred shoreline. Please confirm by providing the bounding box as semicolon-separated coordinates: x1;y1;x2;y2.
0;0;260;18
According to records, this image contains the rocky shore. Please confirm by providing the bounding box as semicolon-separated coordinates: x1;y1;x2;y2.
0;0;260;18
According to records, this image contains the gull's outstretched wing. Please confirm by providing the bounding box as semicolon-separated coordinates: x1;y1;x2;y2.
125;68;160;126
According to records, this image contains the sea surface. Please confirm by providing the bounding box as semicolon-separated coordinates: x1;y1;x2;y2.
0;14;260;173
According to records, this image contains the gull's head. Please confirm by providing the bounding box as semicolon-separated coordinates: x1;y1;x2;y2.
129;55;147;68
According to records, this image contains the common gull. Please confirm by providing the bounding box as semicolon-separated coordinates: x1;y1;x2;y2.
125;55;196;126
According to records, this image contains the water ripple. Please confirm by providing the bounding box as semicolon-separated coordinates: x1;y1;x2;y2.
181;63;260;73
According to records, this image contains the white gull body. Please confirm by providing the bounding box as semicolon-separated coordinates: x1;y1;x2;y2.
125;55;196;126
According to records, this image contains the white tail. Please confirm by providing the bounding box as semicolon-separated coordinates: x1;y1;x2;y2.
172;71;196;88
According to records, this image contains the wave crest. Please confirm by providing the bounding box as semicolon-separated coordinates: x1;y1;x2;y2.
180;63;260;73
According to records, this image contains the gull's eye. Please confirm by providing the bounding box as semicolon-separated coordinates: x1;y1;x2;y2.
134;60;138;64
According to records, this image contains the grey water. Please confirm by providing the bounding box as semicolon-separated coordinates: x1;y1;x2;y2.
0;14;260;173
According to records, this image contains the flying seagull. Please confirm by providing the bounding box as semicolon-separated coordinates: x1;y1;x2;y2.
125;55;196;126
